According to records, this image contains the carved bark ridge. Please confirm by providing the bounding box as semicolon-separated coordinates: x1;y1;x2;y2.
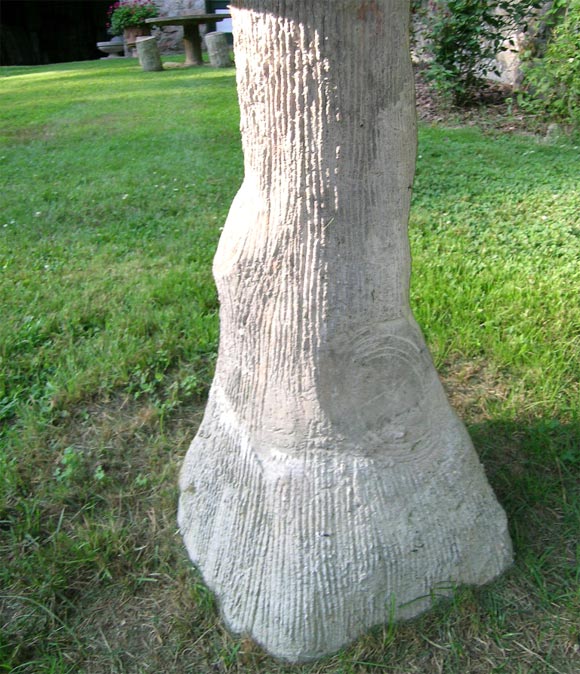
178;0;512;662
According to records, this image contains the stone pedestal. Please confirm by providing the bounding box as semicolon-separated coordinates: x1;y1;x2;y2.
96;38;125;59
205;31;231;68
136;36;163;71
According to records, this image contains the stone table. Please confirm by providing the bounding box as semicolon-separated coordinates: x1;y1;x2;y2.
145;13;231;66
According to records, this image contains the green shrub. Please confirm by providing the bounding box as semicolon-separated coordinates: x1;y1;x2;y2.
107;0;158;36
520;0;580;126
418;0;542;105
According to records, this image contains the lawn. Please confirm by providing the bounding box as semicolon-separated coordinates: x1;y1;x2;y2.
0;57;578;674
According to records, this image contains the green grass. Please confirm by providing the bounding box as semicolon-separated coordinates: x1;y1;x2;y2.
1;57;579;673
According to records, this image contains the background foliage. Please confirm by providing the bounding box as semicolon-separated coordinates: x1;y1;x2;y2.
520;0;580;126
413;0;543;104
107;0;158;35
413;0;580;127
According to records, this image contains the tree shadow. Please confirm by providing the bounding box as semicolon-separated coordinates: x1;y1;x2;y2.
469;417;579;598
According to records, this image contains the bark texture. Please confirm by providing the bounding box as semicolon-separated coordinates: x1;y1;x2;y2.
205;31;231;67
179;0;512;662
136;36;163;71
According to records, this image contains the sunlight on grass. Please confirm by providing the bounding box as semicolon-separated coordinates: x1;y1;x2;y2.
410;127;580;420
1;57;579;674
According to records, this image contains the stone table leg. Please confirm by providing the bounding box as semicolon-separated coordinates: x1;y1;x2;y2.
183;23;203;66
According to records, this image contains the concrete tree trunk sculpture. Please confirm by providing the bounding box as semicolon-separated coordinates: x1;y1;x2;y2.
179;0;513;663
205;31;231;68
136;36;163;72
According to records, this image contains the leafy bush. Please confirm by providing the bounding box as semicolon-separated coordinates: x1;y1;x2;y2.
107;0;158;36
417;0;542;105
520;0;580;126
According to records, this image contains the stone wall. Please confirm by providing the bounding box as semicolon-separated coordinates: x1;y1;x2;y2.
153;0;205;54
411;1;551;88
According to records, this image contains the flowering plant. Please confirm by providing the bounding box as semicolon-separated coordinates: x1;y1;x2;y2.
107;1;158;35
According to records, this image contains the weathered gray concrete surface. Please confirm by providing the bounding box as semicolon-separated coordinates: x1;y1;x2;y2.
154;0;205;53
205;31;231;67
136;36;163;71
179;0;513;662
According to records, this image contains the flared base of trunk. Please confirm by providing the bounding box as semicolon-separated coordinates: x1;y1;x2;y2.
179;387;512;663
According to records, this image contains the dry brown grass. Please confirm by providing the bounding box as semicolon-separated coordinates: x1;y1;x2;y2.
5;364;577;674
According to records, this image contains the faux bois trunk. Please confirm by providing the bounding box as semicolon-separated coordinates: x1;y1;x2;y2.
178;0;513;662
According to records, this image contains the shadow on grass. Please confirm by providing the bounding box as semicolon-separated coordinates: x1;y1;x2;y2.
471;418;579;606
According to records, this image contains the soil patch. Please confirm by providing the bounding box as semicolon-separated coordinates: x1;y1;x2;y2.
413;65;547;135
